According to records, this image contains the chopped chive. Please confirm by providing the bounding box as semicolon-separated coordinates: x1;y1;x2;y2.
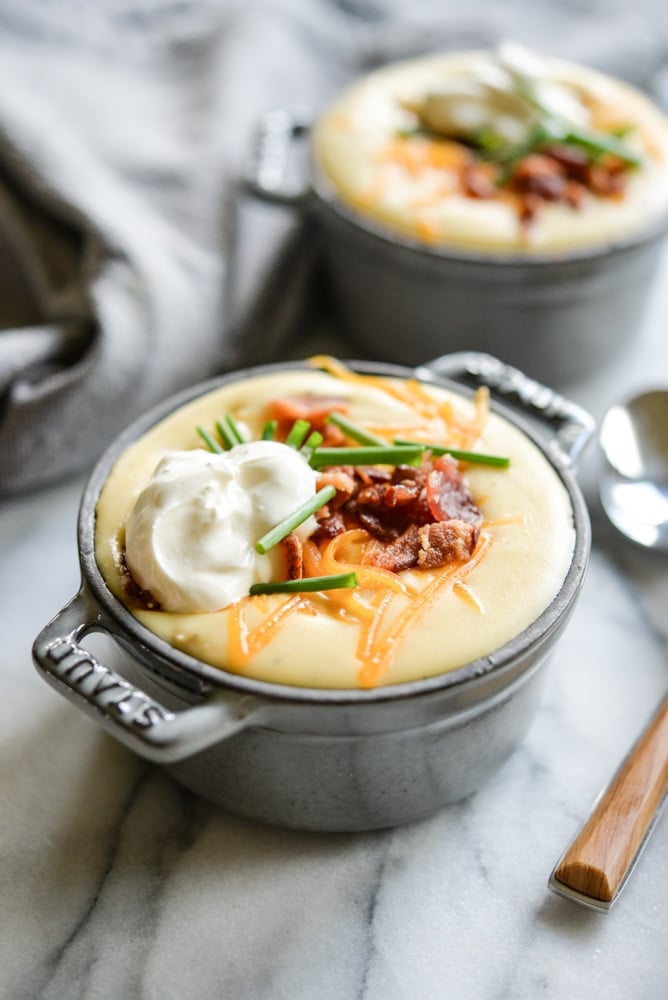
394;438;510;467
611;122;635;139
285;418;311;449
215;419;235;450
250;572;358;596
224;413;245;445
255;485;336;554
514;81;643;167
327;412;385;446
557;124;642;167
300;430;324;461
262;420;278;441
196;426;223;453
309;445;425;469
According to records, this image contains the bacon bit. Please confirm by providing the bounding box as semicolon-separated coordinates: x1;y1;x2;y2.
587;162;626;197
311;509;346;542
120;551;161;610
316;468;357;506
305;452;485;574
267;395;349;439
355;463;432;540
564;179;587;209
426;454;483;526
518;191;543;229
312;454;483;556
355;465;392;488
511;153;570;202
364;525;423;573
281;532;303;580
321;423;346;447
363;517;478;573
462;161;499;199
384;481;423;509
357;509;404;542
543;144;591;182
417;520;479;568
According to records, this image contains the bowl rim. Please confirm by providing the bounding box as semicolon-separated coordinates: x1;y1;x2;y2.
79;358;591;707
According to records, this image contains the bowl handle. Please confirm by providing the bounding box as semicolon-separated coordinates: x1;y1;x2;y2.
417;352;595;469
245;107;312;205
32;589;267;764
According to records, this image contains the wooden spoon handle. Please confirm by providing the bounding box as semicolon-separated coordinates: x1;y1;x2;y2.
550;694;668;910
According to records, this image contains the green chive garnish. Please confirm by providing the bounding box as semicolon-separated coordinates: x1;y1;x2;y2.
571;126;642;166
224;413;245;445
255;485;336;554
394;439;510;467
327;412;385;446
285;418;311;449
215;419;235;450
309;445;424;469
249;572;358;596
513;81;643;167
213;414;245;449
262;420;278;441
300;430;324;461
197;426;223;453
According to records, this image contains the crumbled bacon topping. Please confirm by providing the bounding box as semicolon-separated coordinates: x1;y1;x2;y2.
312;453;482;572
265;392;484;574
506;146;628;224
281;531;304;580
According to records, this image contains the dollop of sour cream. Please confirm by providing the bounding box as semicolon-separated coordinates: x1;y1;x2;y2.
124;440;318;613
412;42;592;146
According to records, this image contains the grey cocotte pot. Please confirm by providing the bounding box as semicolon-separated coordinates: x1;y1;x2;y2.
247;109;668;384
33;353;593;832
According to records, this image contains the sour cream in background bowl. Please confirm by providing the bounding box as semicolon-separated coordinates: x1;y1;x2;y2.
32;353;593;831
248;44;668;383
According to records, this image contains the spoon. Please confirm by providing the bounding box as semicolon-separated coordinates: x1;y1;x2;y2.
598;388;668;551
548;388;668;910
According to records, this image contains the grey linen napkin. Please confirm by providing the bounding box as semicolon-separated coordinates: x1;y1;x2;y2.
0;0;666;495
0;0;353;495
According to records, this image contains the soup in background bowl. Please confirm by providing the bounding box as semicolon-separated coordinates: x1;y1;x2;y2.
248;45;668;382
312;43;668;253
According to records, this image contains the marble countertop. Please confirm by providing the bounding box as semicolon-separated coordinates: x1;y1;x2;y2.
2;264;668;1000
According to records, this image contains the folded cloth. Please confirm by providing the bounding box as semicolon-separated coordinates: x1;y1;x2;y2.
0;0;346;494
0;0;665;495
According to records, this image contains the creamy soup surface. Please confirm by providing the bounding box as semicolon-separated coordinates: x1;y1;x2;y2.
312;46;668;252
95;363;575;689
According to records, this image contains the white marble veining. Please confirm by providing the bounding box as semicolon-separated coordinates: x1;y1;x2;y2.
2;261;668;999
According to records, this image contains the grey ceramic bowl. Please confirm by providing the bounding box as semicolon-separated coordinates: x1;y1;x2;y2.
247;108;668;384
33;353;593;832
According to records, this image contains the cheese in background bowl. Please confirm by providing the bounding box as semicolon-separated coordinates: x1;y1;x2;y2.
312;43;668;253
95;359;576;690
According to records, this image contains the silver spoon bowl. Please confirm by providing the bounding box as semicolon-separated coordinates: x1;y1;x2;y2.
599;388;668;551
